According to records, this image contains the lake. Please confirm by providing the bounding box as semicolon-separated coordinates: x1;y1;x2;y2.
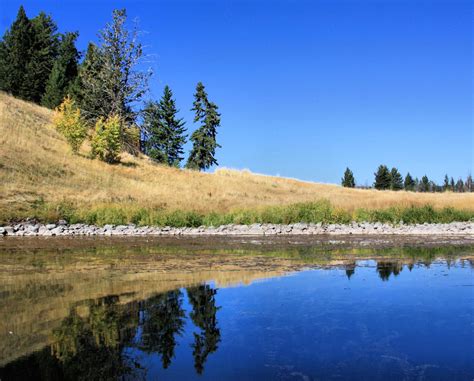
0;236;473;380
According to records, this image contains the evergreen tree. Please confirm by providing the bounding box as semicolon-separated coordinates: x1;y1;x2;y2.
142;86;187;166
0;6;34;99
341;167;355;188
466;175;473;192
450;177;455;191
23;12;59;102
374;165;391;190
42;32;80;109
420;175;430;192
74;43;103;120
390;167;403;190
404;172;415;191
186;82;221;171
443;174;450;191
455;179;465;192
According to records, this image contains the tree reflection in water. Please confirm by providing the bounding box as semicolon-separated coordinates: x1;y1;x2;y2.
138;290;186;369
0;285;221;380
187;285;221;374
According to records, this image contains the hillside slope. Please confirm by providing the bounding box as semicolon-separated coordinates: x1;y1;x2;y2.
1;92;473;223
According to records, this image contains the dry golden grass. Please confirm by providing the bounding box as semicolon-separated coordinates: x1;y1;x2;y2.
1;92;473;220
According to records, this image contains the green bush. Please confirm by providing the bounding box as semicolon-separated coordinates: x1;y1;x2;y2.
91;115;122;163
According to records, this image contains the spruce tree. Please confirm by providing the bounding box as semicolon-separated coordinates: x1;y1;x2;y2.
466;175;473;192
443;174;450;191
450;177;455;191
42;32;80;108
455;179;465;192
341;167;355;188
404;172;415;191
23;12;59;102
143;86;187;166
420;175;430;192
374;165;391;190
0;6;34;99
74;43;103;120
390;167;403;190
186;82;221;171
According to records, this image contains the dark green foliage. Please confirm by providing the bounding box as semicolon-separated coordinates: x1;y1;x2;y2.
187;285;221;374
143;86;187;166
42;32;80;109
74;43;103;120
390;167;403;190
0;6;34;99
374;165;391;190
23;12;59;103
186;82;221;171
420;175;430;192
466;175;473;192
139;291;185;369
404;172;415;191
450;177;455;191
341;167;355;188
456;179;464;192
443;174;450;191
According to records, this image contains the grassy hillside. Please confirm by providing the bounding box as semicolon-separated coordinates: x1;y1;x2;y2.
1;92;473;225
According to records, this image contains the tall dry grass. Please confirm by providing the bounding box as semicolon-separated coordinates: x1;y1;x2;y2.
1;92;473;222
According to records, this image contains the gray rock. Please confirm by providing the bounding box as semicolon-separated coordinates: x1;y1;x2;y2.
46;224;56;230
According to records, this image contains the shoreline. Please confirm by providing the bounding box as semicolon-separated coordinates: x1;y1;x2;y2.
1;221;473;237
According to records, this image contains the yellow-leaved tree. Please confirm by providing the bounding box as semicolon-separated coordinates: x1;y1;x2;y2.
53;96;87;153
91;115;122;163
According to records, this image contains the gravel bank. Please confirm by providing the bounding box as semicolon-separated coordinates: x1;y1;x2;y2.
1;221;473;237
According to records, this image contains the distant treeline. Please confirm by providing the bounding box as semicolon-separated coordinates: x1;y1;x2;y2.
0;6;219;170
342;166;473;193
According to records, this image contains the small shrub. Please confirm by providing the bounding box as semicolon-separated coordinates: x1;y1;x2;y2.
53;96;87;153
91;115;122;163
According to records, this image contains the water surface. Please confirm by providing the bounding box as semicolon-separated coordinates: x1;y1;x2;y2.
0;237;473;380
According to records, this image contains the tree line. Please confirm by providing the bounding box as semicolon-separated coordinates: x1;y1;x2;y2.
0;6;220;170
342;166;473;192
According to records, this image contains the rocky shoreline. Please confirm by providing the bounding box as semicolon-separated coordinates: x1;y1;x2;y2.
1;221;473;237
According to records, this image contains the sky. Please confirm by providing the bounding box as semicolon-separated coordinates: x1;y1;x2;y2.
1;0;472;185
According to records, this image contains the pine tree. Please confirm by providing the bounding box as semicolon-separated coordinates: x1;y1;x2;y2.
23;12;59;102
390;167;403;190
450;177;455;191
443;174;450;191
374;165;391;190
186;82;221;171
143;86;187;166
404;172;415;191
0;6;34;99
420;175;430;192
42;32;80;109
341;167;355;188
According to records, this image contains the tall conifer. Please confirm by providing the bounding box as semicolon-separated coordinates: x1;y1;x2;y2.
42;32;80;108
186;82;221;171
143;86;187;166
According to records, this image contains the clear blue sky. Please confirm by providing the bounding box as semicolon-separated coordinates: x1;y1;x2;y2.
1;0;472;185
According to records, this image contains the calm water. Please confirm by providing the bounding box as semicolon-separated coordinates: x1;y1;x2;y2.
0;238;473;380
